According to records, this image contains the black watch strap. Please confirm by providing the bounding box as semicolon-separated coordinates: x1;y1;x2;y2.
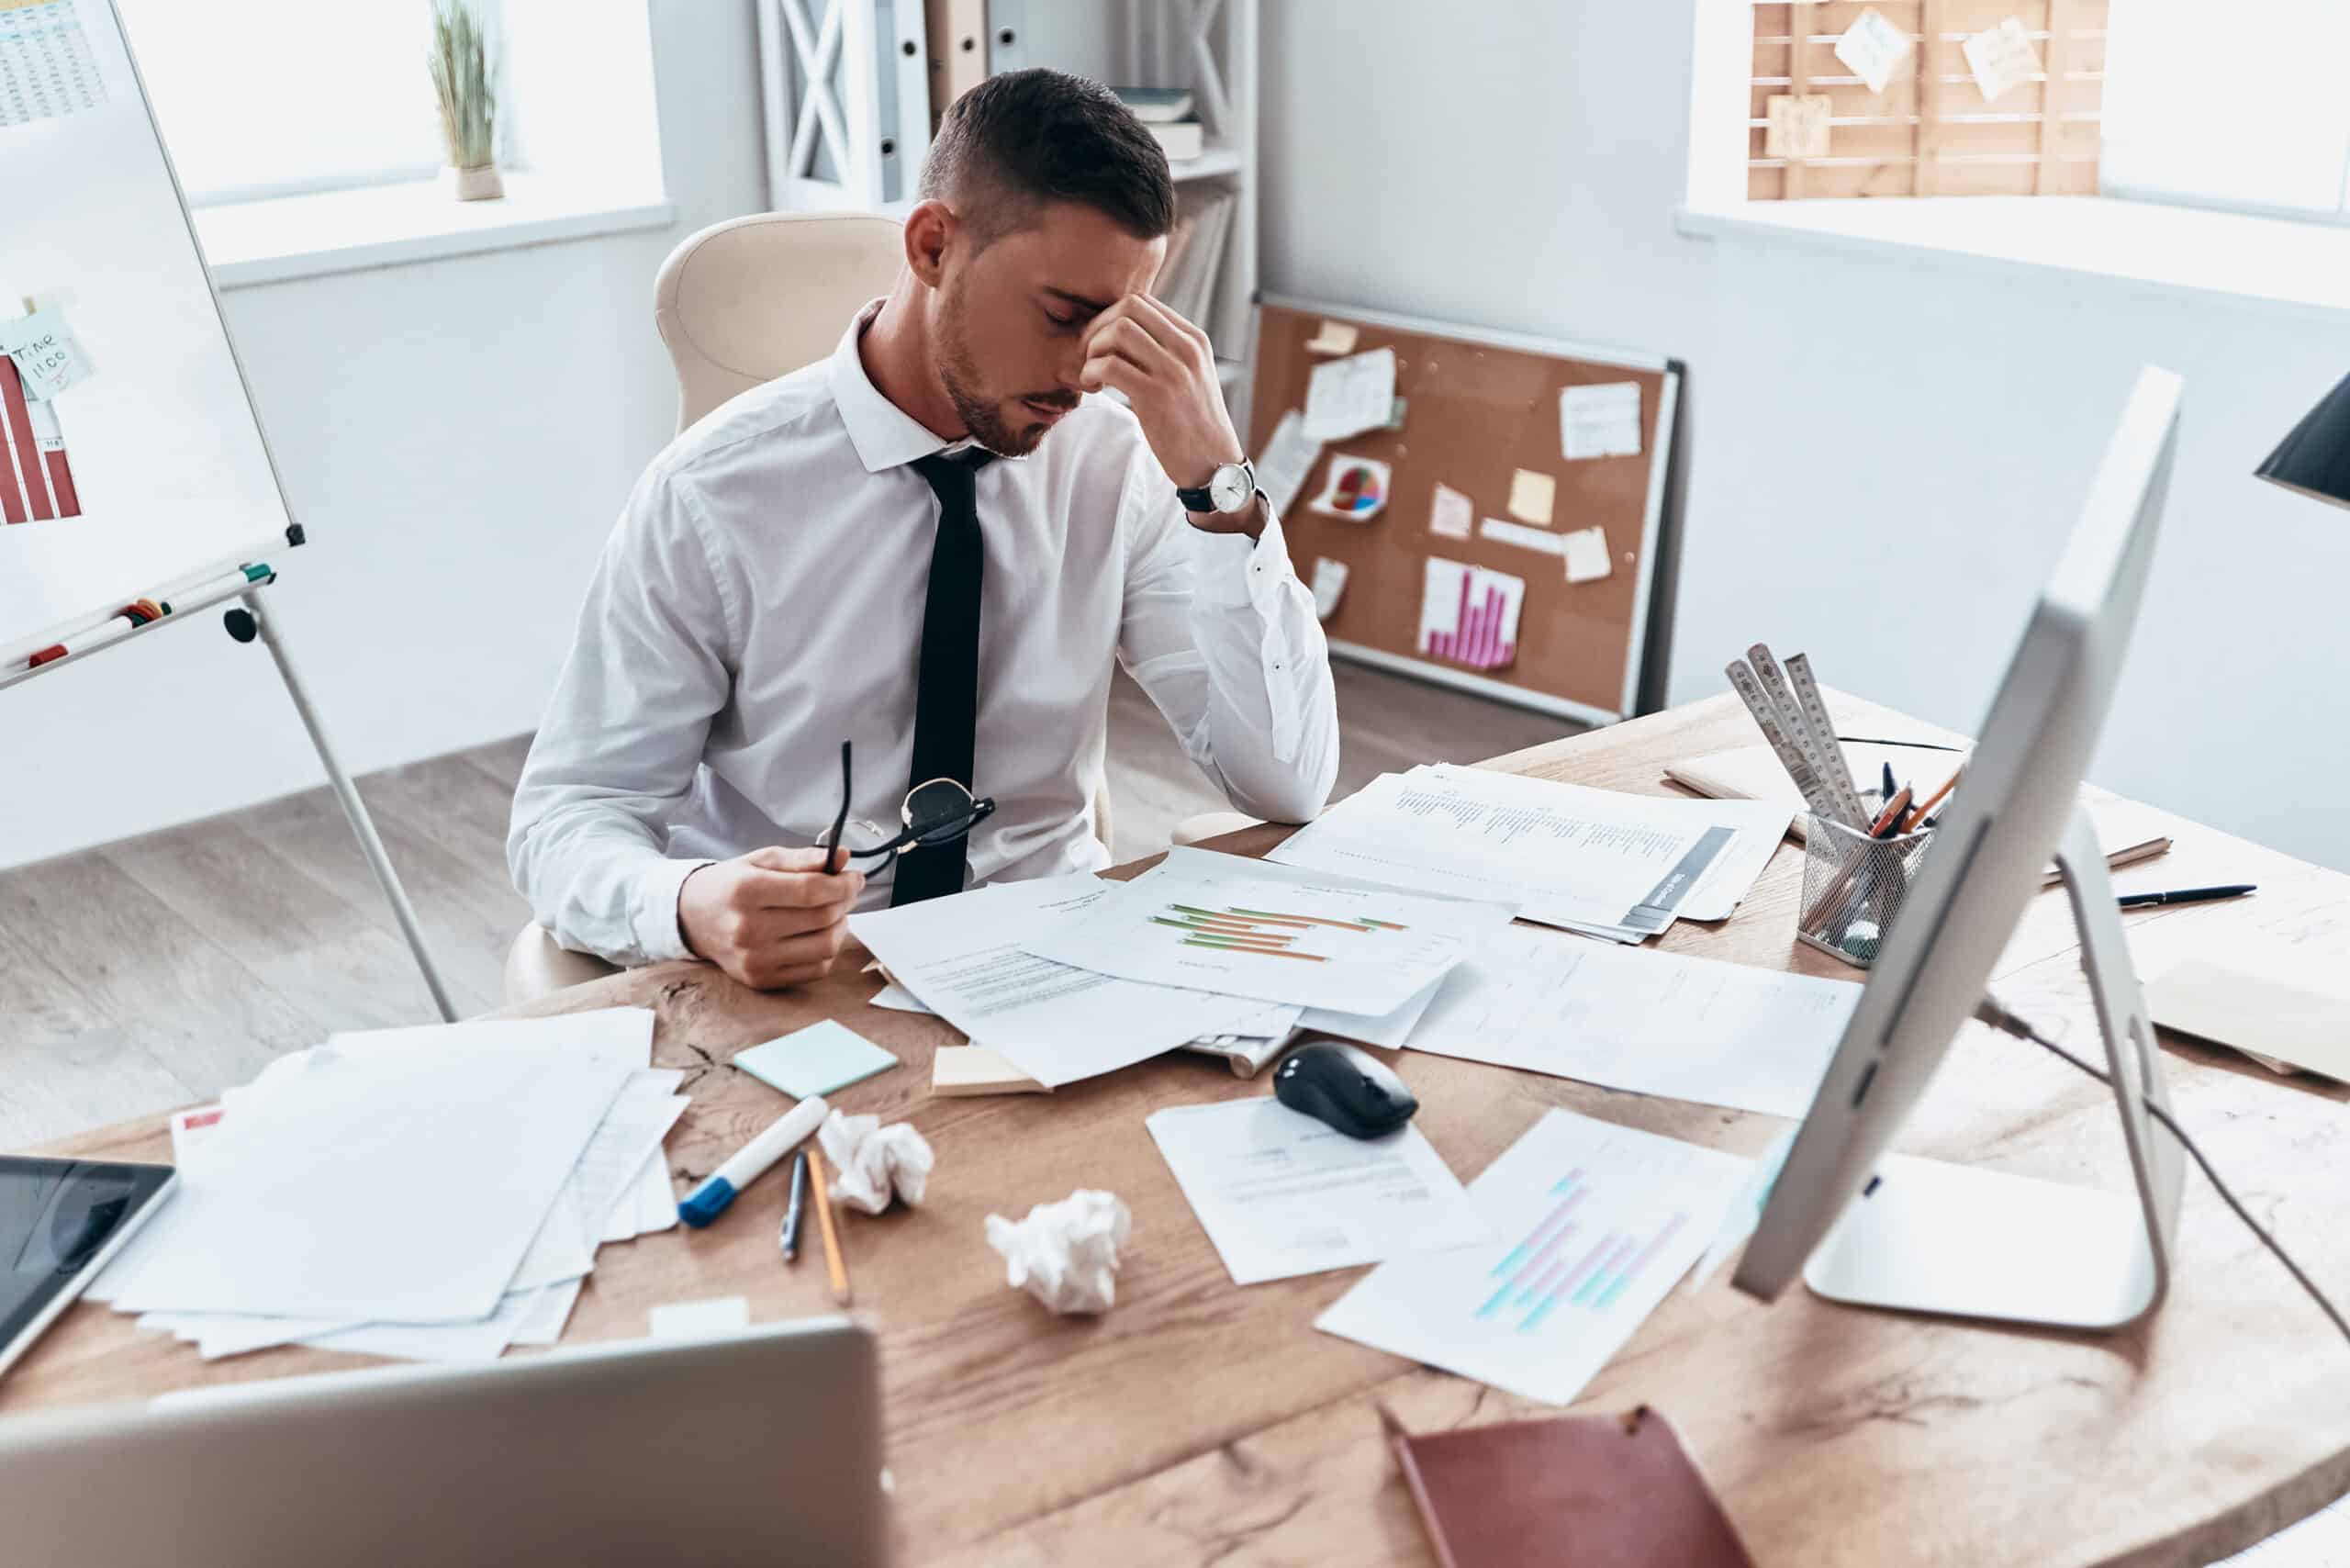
1177;459;1255;515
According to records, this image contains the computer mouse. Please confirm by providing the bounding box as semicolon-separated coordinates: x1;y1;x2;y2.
1272;1041;1419;1139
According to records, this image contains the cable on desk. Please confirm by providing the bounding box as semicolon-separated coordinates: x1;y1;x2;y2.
1975;995;2350;1349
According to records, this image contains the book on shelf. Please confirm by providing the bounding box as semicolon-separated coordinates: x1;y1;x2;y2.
1145;119;1204;162
1110;86;1194;123
1151;185;1233;327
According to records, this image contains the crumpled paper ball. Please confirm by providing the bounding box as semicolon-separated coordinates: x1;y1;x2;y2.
817;1110;934;1215
983;1190;1132;1315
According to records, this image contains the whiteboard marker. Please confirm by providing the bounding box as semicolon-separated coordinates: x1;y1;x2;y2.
678;1094;830;1228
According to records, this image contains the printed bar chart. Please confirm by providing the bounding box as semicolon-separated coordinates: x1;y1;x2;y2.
1476;1166;1691;1332
1149;901;1413;962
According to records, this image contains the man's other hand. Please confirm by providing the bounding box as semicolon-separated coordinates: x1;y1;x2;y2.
677;846;865;991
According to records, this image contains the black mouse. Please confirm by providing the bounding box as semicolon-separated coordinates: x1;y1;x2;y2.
1272;1041;1418;1139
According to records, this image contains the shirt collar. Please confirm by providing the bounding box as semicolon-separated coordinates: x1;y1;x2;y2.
827;300;996;474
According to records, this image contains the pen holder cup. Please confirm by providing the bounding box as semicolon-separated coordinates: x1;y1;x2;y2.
1796;816;1936;969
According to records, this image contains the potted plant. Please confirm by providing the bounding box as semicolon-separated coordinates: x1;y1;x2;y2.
429;0;500;201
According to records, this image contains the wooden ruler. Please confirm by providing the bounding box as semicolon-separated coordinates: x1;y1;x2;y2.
1784;652;1872;830
1725;656;1843;826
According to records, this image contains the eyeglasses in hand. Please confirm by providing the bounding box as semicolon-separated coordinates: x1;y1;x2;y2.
819;740;996;873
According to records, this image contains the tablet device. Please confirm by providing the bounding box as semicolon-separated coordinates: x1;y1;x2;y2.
3;1155;176;1381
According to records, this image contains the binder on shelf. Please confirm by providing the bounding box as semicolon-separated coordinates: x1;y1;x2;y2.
925;0;986;134
983;0;1031;75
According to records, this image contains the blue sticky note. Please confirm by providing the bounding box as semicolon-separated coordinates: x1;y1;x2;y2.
733;1020;899;1098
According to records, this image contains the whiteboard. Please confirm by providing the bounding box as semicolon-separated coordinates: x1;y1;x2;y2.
0;0;297;663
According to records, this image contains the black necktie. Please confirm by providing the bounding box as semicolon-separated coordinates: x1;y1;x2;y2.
891;449;995;906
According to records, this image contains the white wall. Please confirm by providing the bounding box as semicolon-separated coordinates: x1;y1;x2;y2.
1262;0;2350;871
1;0;765;870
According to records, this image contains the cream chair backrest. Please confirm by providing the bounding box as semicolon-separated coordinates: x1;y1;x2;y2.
653;210;907;432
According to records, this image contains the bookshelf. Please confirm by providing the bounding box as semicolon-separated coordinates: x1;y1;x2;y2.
754;0;1260;420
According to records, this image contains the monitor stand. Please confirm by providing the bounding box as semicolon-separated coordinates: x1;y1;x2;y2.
1802;807;2188;1331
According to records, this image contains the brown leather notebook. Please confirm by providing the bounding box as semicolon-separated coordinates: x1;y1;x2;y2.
1386;1406;1754;1568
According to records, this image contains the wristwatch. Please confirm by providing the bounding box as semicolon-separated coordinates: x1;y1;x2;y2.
1177;459;1258;516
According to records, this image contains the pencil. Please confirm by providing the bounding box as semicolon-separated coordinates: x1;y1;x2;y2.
807;1145;852;1306
1868;786;1913;839
1899;767;1962;834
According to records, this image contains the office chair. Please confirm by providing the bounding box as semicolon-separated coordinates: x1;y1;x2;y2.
504;212;1199;1005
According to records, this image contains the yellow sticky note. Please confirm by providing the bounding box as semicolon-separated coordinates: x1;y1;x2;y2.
1505;469;1556;526
1305;319;1360;355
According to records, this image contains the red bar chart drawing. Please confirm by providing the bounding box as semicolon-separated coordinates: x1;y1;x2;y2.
0;354;52;521
28;398;76;514
1418;557;1526;672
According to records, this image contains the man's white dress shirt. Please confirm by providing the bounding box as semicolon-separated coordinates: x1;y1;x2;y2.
509;309;1340;966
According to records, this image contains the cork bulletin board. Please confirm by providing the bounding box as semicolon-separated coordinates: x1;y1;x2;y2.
1248;297;1684;724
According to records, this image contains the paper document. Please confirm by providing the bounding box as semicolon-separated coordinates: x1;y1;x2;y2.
1316;1108;1748;1406
1963;16;2039;103
1560;382;1642;460
649;1296;751;1339
1301;976;1444;1051
869;980;934;1014
1405;926;1859;1117
1147;1099;1491;1284
1834;7;1913;95
1303;347;1396;442
848;875;1268;1087
1428;480;1473;541
1269;767;1788;941
1420;558;1524;671
1481;517;1567;557
1307;454;1389;520
1763;93;1831;160
1561;525;1612;584
1310;556;1348;620
1254;408;1322;517
1024;848;1516;1016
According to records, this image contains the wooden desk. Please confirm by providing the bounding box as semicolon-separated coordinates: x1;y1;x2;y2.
10;692;2350;1567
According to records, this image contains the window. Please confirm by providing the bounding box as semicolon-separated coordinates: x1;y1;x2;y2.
116;1;452;207
2100;0;2350;220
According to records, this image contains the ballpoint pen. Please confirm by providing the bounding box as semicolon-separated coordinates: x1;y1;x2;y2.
2117;884;2255;909
779;1150;809;1262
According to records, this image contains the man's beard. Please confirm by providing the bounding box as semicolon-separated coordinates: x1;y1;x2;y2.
937;304;1075;457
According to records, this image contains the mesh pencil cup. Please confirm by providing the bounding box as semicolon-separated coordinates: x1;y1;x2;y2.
1796;816;1935;969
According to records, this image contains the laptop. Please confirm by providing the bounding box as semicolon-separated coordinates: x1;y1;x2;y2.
0;1317;885;1566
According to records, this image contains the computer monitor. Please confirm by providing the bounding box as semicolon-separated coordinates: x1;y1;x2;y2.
1732;365;2188;1331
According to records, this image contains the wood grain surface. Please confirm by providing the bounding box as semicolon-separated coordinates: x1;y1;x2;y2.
9;691;2348;1568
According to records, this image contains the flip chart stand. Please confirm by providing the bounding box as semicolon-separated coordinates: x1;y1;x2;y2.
0;567;457;1023
1803;809;2184;1330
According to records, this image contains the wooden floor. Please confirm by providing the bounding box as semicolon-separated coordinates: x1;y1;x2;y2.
0;661;1571;1150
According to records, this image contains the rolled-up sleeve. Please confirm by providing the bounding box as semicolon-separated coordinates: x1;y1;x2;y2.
506;466;737;966
1116;449;1340;823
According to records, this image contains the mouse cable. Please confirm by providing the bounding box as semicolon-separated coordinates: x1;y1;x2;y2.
1974;995;2350;1349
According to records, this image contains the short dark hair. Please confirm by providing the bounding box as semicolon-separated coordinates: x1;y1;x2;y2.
919;69;1176;245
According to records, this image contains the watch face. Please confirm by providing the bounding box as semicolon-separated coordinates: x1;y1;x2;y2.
1208;463;1251;512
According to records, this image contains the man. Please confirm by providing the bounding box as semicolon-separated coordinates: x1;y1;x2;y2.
509;69;1339;993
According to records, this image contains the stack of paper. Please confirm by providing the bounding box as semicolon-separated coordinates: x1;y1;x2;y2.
848;874;1277;1088
1267;765;1789;942
93;1009;685;1365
